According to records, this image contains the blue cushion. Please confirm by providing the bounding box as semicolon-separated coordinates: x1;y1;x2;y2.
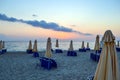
95;50;101;54
0;50;3;54
26;49;33;54
55;49;63;53
2;49;7;53
86;48;90;51
90;53;100;62
33;52;39;57
116;47;120;52
39;57;57;70
79;48;86;52
96;55;100;62
67;51;77;56
0;49;6;54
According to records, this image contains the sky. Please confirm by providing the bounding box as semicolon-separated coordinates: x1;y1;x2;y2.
0;0;120;41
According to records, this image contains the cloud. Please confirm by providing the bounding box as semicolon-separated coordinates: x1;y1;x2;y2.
32;14;38;17
0;13;93;36
0;14;18;22
24;20;73;32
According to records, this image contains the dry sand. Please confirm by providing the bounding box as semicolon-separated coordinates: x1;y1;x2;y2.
0;50;120;80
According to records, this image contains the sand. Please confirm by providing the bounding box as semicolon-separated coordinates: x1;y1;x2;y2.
0;50;120;80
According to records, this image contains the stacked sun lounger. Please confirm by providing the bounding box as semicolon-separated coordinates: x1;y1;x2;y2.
67;51;77;56
26;49;33;54
55;49;63;53
90;50;101;62
0;49;6;54
86;48;90;51
33;52;39;57
90;53;100;62
79;48;86;52
39;57;57;70
116;47;120;52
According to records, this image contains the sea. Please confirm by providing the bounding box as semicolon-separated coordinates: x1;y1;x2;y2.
4;41;95;52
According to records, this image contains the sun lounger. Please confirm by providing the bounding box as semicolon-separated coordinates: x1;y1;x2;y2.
2;48;7;53
0;49;7;54
67;51;77;56
0;50;3;54
86;48;90;51
79;48;86;52
55;49;63;53
95;50;101;54
33;52;39;57
90;53;100;62
39;57;57;70
26;49;33;54
116;47;120;52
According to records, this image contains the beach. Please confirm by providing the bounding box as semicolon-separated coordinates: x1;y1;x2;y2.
1;0;120;79
0;50;120;80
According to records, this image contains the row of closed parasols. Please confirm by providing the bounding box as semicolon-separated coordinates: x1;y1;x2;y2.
27;38;91;55
26;38;52;58
27;39;91;58
26;30;119;80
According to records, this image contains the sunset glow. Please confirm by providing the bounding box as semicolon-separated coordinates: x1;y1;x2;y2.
0;0;120;41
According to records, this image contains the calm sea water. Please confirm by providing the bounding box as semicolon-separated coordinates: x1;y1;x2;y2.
5;41;95;52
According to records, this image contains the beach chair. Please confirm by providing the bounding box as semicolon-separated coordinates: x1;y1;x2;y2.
116;47;120;52
33;52;39;57
26;49;33;54
86;48;90;51
0;49;7;54
95;50;101;54
67;51;77;56
39;57;57;70
90;53;95;61
2;48;7;53
55;49;63;53
96;54;100;62
79;48;86;52
49;59;57;68
0;50;3;54
90;52;100;62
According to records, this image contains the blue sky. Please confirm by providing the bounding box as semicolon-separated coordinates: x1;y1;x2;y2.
0;0;120;41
